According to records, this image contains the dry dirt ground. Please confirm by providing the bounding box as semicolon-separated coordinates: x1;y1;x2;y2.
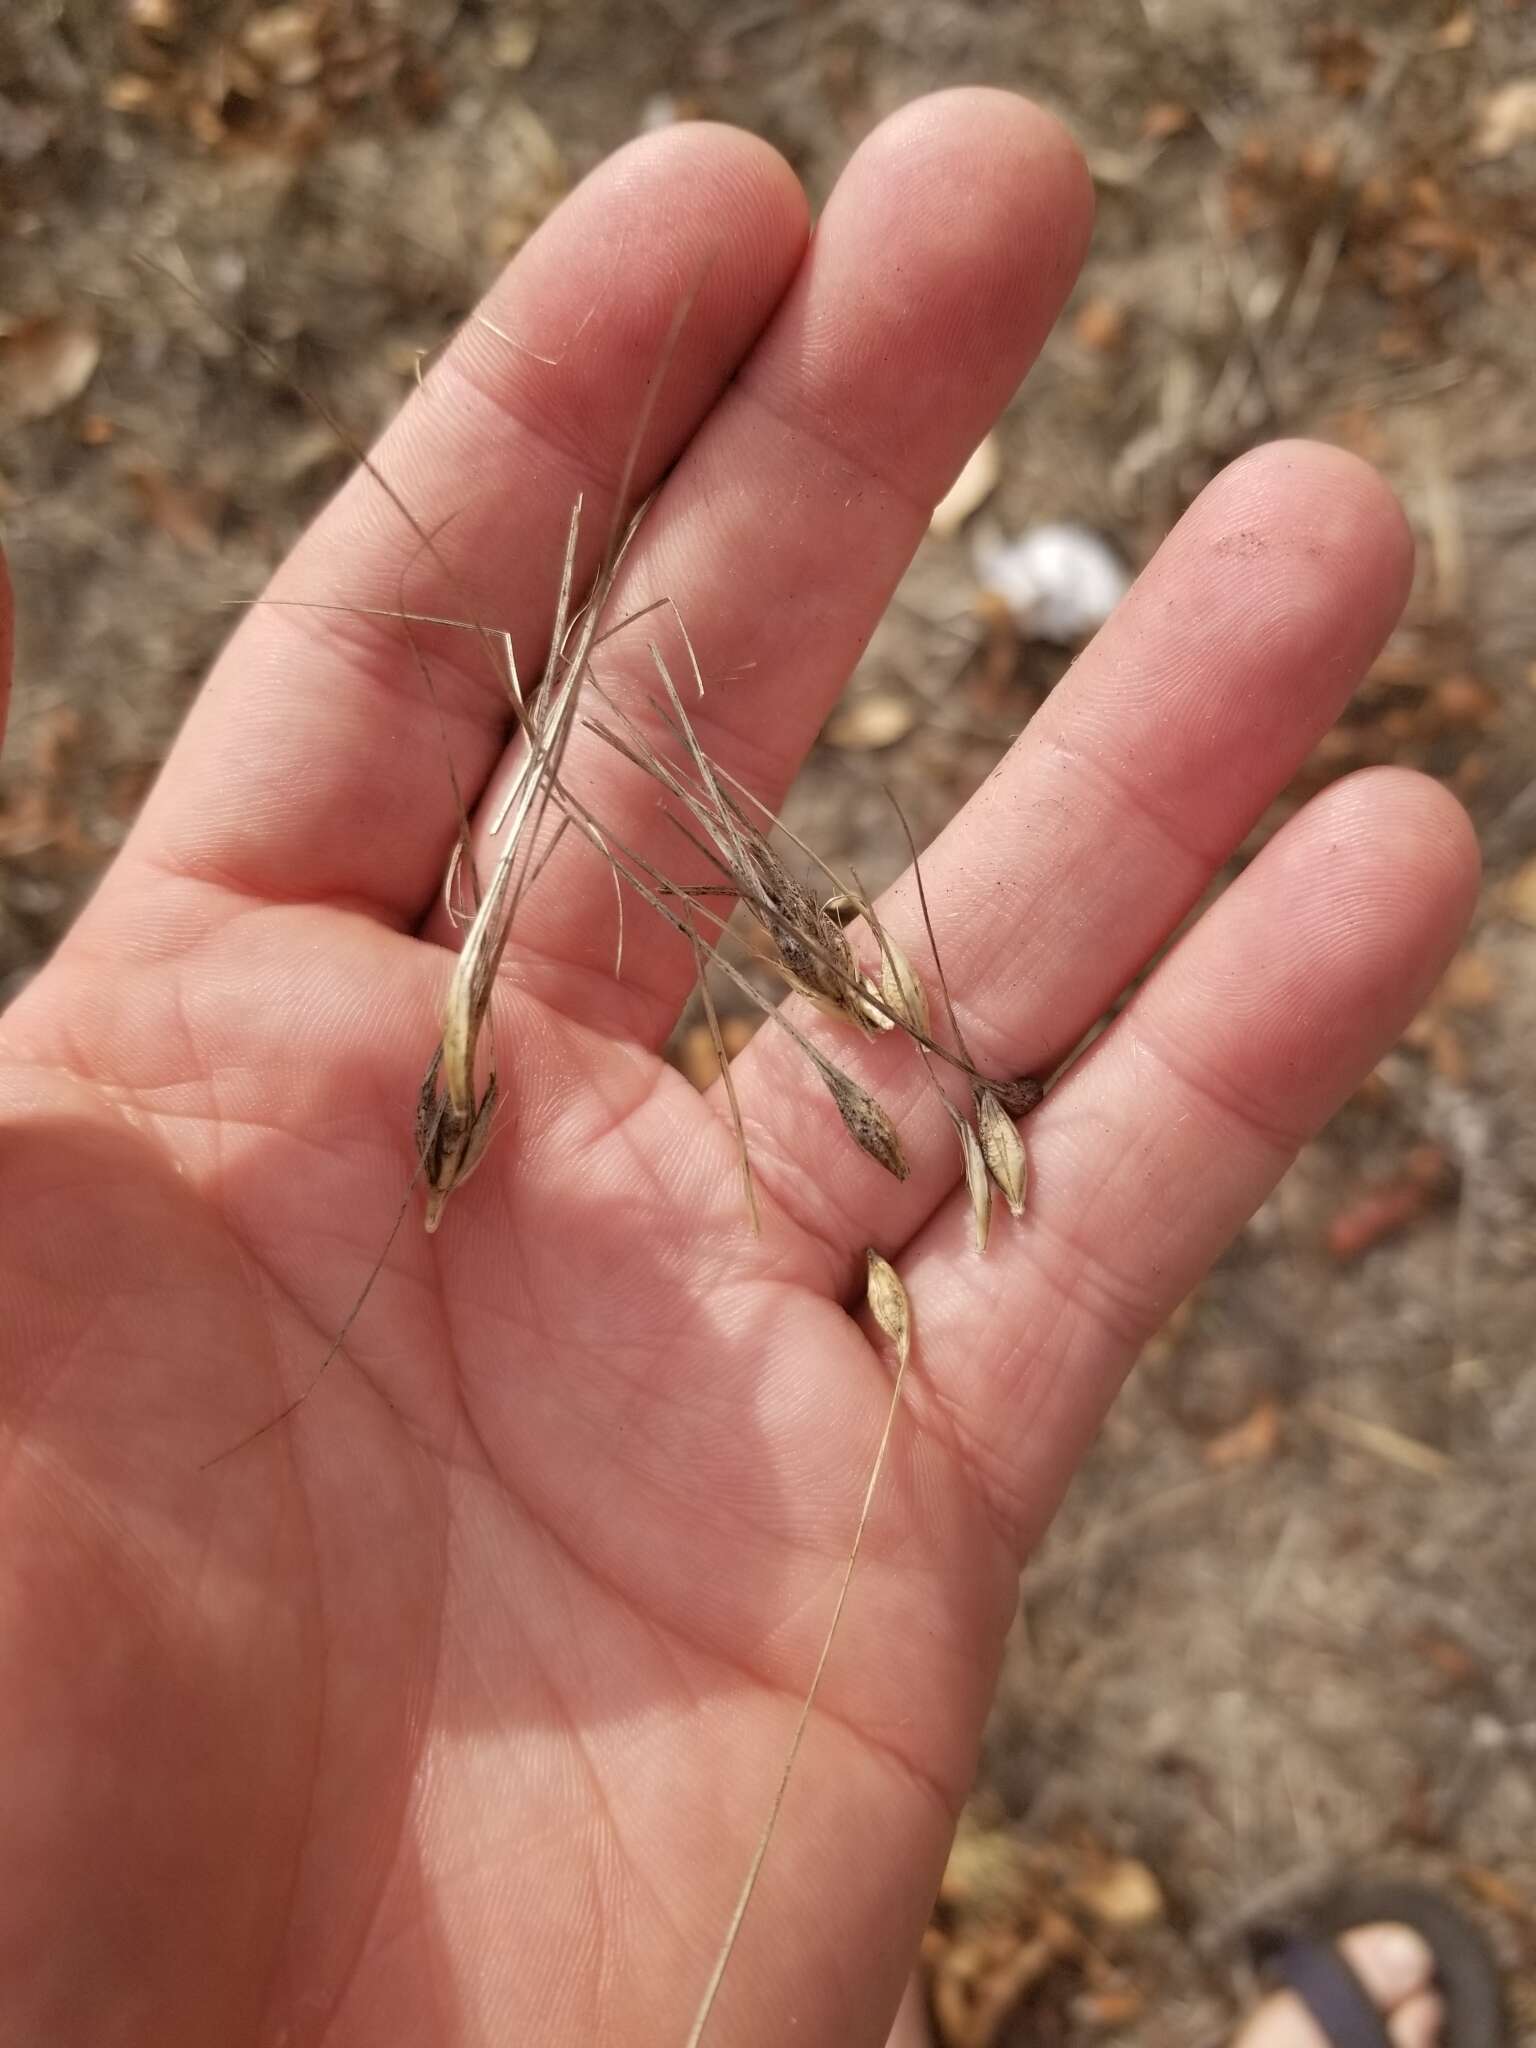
4;2;1536;2042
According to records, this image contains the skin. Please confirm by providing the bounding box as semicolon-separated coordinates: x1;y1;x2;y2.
0;92;1478;2048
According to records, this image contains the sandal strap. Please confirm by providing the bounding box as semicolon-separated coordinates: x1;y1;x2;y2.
1271;1936;1394;2048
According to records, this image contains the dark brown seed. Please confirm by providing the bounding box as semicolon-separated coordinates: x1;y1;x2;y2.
819;1062;910;1180
991;1073;1045;1117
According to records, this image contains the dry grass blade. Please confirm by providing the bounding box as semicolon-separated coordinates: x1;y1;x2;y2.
974;1084;1028;1218
685;1250;915;2048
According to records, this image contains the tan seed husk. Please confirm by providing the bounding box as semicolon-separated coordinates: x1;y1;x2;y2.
865;1248;911;1367
958;1114;993;1253
879;931;931;1038
974;1084;1028;1217
819;1062;910;1181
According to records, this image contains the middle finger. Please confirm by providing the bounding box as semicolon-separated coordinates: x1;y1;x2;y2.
435;90;1093;1042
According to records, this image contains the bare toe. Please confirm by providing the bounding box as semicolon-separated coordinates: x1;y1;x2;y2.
1389;1989;1447;2048
1235;1921;1440;2048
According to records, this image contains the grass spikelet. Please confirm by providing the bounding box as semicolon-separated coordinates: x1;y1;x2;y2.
864;1248;910;1365
955;1111;993;1252
974;1084;1028;1217
878;929;931;1039
818;1061;910;1182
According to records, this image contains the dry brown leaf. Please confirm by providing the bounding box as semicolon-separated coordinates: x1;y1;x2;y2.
1068;1855;1164;1929
865;1250;910;1367
1408;1628;1480;1687
1472;78;1536;159
125;463;218;554
103;73;160;118
1203;1398;1281;1471
1308;24;1377;97
1073;1986;1146;2027
31;705;82;783
490;18;540;70
1427;1022;1467;1084
1505;854;1536;927
240;4;324;85
939;1819;1035;1919
1437;949;1500;1011
1434;10;1476;49
1457;1864;1536;1925
0;789;52;858
1141;101;1193;140
1326;1177;1428;1259
932;1932;1056;2048
930;435;1000;537
823;691;917;752
0;312;101;422
1433;674;1499;729
1072;295;1127;353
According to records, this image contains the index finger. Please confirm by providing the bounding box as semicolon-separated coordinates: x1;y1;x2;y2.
102;124;809;931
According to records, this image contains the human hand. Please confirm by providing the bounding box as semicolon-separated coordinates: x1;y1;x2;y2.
0;91;1476;2046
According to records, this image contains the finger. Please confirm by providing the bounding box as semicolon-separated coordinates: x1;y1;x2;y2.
724;441;1417;1273
433;89;1095;1039
895;768;1478;1553
104;124;809;925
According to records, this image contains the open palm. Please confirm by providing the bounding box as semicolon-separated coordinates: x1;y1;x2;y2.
0;93;1476;2047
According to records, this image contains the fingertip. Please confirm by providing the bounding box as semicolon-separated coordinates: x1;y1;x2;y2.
1191;438;1417;630
600;116;811;276
1149;764;1481;1137
1337;1923;1437;2008
450;116;812;488
741;89;1095;512
875;85;1095;227
1306;765;1482;945
855;87;1095;292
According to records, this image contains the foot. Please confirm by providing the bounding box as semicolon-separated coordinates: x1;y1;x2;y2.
1236;1922;1444;2048
885;1922;1444;2048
